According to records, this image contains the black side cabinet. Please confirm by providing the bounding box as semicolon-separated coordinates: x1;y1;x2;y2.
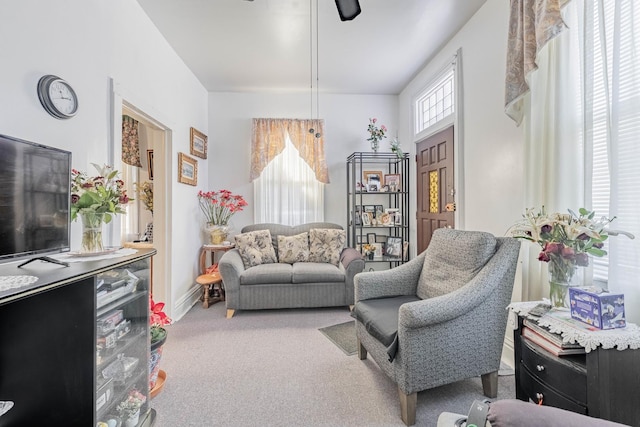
0;249;155;426
514;314;640;426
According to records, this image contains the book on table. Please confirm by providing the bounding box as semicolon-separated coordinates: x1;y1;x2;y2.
521;325;586;356
523;318;583;349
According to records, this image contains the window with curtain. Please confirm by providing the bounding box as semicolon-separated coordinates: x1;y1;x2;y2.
251;118;328;225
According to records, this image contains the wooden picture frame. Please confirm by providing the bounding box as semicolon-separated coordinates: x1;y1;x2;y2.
178;152;197;186
147;149;154;180
384;174;401;192
363;170;383;187
361;211;372;226
190;127;208;159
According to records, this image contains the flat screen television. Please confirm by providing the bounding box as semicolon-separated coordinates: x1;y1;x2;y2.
0;134;71;263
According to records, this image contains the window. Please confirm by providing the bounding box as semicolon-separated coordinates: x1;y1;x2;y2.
414;66;455;135
252;125;325;226
582;1;640;285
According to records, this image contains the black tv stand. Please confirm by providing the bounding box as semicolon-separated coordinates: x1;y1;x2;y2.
18;256;70;268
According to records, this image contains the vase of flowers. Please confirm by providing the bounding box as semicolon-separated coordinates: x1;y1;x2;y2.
116;389;146;427
362;243;376;260
197;190;248;244
390;137;403;159
509;207;627;308
71;164;132;253
367;118;387;153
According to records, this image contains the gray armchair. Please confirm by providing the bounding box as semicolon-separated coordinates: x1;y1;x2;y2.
352;229;521;426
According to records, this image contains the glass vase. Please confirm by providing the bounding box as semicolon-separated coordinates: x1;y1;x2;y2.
548;259;576;309
370;139;379;153
206;224;229;245
79;212;105;253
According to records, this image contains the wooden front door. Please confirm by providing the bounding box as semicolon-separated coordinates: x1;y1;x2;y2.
416;126;455;253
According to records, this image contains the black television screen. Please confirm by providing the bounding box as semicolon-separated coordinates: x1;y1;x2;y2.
0;134;71;262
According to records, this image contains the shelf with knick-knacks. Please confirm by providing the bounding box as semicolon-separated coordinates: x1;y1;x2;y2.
346;152;410;268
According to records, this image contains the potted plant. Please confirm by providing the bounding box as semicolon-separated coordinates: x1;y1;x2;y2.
149;298;171;394
116;388;146;427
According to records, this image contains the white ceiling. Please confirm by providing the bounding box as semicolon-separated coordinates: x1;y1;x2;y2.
137;0;487;95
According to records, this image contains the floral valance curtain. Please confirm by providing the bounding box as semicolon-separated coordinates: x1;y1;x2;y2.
250;118;329;184
122;115;142;167
504;0;570;125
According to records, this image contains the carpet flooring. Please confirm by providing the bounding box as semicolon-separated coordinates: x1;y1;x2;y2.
151;303;516;427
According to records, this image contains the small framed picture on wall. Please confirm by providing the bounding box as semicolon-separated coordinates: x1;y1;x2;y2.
190;127;208;159
178;152;197;186
147;149;154;180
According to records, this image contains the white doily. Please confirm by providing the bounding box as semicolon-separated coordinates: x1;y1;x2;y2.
57;248;137;263
509;301;640;353
0;275;39;292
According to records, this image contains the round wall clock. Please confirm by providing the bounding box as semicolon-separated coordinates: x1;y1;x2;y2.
37;75;78;119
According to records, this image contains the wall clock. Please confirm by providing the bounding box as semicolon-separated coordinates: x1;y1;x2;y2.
37;75;78;119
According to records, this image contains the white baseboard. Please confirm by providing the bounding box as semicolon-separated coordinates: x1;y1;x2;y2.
172;284;202;322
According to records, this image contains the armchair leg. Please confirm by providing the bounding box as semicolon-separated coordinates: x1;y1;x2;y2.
226;309;235;319
398;387;417;426
357;339;367;360
481;371;498;398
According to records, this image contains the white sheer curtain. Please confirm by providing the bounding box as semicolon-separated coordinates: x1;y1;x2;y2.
253;136;324;226
521;3;583;301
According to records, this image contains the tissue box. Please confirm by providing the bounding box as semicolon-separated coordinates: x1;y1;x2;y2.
569;287;626;329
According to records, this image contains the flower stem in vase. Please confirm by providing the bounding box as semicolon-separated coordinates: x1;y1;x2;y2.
79;212;105;253
547;255;576;309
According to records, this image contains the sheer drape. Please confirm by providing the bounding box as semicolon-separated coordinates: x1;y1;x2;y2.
519;3;584;300
253;137;325;225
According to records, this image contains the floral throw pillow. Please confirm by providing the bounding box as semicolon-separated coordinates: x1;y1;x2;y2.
308;228;346;266
277;232;310;264
235;230;277;268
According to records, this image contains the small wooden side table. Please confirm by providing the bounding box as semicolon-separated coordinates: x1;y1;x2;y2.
196;272;223;308
199;244;235;274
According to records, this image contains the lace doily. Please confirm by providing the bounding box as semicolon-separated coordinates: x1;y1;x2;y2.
0;275;39;292
509;301;640;352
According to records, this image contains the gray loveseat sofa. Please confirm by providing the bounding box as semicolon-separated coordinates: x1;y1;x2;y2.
218;222;365;318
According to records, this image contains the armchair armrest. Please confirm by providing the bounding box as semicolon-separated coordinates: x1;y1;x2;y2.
340;247;365;305
218;249;245;309
355;251;426;302
399;239;520;330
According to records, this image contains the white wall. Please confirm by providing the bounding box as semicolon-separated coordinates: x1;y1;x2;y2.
208;92;398;231
0;0;209;320
398;0;526;364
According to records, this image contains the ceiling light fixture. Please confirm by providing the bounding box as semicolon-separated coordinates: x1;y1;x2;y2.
335;0;361;21
308;0;321;139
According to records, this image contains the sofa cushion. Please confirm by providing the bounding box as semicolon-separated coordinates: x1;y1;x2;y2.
277;232;310;264
417;229;497;300
292;262;344;283
240;263;293;285
308;228;346;266
235;229;278;269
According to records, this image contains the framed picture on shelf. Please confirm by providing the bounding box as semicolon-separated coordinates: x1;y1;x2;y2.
385;237;403;258
190;127;208;159
384;174;401;192
363;205;376;216
367;233;377;244
394;211;403;225
375;205;384;219
353;205;362;225
380;212;394;226
403;241;409;260
363;170;383;189
361;212;372;226
178;152;197;186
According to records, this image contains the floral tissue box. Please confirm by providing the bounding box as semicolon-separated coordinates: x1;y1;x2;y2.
569;287;626;330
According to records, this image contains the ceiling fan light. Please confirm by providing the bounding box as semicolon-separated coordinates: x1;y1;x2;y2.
335;0;361;21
